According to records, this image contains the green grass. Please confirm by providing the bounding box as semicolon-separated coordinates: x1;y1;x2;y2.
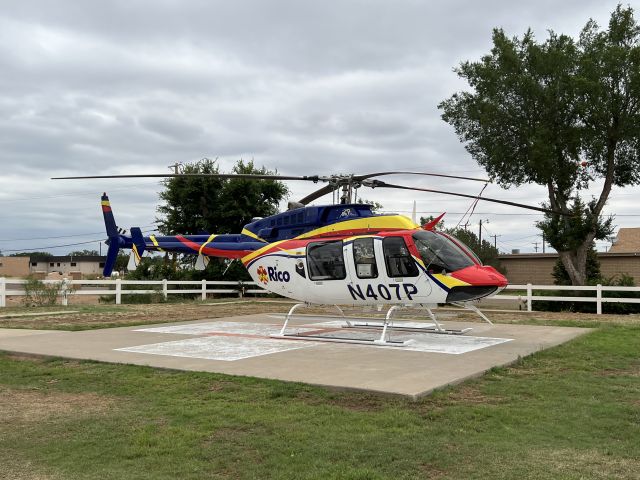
1;324;639;479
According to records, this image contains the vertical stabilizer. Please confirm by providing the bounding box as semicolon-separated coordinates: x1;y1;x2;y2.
101;193;120;277
101;193;118;239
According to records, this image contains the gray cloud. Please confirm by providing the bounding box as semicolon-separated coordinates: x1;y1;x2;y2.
0;0;632;254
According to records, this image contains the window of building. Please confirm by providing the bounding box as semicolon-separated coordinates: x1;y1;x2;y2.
49;262;54;267
383;237;418;278
70;262;77;267
0;262;3;267
99;262;105;268
307;241;346;280
56;263;61;267
353;237;377;279
31;262;37;267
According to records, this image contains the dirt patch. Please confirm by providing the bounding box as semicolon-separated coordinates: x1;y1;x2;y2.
0;458;58;480
419;464;446;479
443;385;506;405
309;392;391;412
537;448;640;479
2;300;640;331
597;365;640;377
0;387;116;423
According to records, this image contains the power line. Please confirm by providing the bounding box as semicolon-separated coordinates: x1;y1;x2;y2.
0;224;157;242
1;228;157;253
0;182;163;204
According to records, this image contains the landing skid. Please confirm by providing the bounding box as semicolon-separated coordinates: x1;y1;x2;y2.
345;304;473;336
269;303;413;347
269;301;493;345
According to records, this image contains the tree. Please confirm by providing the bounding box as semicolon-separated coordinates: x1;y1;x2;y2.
356;198;383;212
552;243;601;285
10;252;52;258
439;5;640;285
68;249;99;256
157;158;289;235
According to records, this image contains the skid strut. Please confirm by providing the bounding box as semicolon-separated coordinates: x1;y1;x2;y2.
270;303;411;347
450;302;493;325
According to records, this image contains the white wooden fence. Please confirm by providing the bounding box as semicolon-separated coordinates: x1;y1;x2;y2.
0;278;268;307
1;278;639;314
495;284;640;315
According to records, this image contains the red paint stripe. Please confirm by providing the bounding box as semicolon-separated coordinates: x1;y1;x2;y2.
174;235;250;259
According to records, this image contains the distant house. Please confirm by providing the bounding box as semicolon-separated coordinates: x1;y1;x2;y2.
0;255;107;279
608;228;640;253
29;255;107;278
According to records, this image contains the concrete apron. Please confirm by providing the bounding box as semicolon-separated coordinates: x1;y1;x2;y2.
0;314;591;399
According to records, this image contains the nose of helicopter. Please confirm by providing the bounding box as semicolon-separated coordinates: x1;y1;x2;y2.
445;265;508;303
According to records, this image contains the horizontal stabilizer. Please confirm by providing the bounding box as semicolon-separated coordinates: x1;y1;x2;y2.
195;254;210;271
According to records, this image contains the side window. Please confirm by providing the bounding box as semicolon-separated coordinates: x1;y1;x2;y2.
307;241;346;280
353;238;378;279
383;237;418;278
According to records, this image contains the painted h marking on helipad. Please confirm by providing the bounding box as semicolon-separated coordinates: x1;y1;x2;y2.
116;321;513;361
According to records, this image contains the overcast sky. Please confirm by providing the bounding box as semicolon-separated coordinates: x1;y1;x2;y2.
0;0;637;256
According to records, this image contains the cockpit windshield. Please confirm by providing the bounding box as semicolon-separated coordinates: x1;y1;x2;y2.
439;232;482;265
412;230;477;273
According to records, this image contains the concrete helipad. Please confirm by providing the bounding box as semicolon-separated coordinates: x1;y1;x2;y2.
0;313;590;398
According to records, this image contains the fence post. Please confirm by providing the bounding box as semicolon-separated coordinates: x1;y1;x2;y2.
0;277;5;308
61;279;69;306
596;283;602;315
238;281;244;299
201;279;207;301
526;283;533;312
162;279;168;301
115;278;122;305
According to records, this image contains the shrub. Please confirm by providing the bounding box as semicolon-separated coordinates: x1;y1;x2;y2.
22;277;63;307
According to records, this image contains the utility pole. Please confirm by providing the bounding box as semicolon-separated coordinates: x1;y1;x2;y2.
542;233;546;253
168;162;182;174
490;234;500;249
533;241;539;253
478;219;489;245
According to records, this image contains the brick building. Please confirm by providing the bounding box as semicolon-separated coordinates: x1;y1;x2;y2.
0;257;30;277
498;252;640;284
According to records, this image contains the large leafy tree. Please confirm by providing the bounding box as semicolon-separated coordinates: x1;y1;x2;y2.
439;5;640;285
157;158;289;235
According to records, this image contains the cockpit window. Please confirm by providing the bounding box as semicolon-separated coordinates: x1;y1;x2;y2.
412;231;476;273
439;232;482;264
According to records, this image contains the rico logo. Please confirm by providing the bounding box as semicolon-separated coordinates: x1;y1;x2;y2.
267;266;290;282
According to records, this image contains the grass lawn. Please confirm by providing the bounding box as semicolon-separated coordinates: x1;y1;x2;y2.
1;320;639;479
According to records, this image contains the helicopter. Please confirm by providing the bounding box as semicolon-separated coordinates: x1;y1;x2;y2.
55;170;557;346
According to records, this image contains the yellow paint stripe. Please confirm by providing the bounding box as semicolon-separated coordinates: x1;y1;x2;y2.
199;233;217;255
241;240;287;264
241;228;267;243
132;244;141;263
101;200;110;206
149;235;165;252
295;215;419;239
432;273;470;288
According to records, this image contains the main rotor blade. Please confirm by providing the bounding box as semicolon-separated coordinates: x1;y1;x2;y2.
52;173;320;181
368;180;564;215
298;184;339;205
355;171;490;183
